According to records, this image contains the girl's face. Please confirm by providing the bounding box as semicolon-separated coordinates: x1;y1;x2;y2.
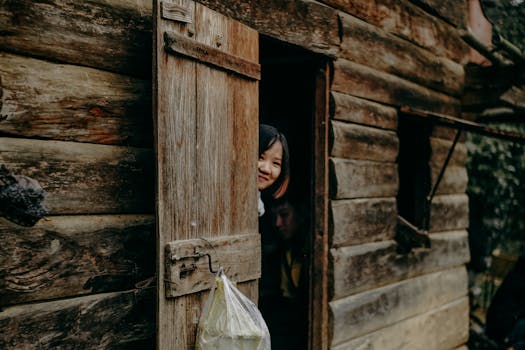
258;141;283;191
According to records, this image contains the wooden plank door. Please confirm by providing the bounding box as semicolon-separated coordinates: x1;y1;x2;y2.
153;1;260;348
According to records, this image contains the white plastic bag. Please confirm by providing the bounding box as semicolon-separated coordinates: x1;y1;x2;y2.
197;269;271;350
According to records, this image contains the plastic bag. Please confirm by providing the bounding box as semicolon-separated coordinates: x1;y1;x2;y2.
197;269;271;350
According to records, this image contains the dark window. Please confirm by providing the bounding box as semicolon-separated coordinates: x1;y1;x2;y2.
396;116;432;251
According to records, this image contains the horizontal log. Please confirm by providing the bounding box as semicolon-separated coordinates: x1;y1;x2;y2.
339;13;464;96
330;158;398;199
318;0;469;64
429;194;469;232
0;215;155;306
0;0;152;78
195;0;340;57
501;85;525;110
429;138;468;194
330;92;398;131
333;59;461;116
0;52;152;147
0;138;154;214
331;197;397;247
331;120;399;162
409;0;468;28
431;125;465;141
430;165;468;195
165;233;260;297
430;137;467;167
332;297;469;350
330;267;467;345
0;288;155;349
330;230;470;298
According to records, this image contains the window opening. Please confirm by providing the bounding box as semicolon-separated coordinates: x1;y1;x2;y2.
396;114;432;253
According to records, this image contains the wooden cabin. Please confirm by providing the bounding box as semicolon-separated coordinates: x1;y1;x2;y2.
0;0;473;349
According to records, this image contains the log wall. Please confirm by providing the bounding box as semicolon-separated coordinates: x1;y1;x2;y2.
0;0;155;346
325;0;469;348
0;0;471;348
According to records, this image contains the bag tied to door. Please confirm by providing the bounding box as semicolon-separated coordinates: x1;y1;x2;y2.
197;268;271;350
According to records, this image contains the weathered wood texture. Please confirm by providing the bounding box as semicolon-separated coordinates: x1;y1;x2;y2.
0;138;154;214
0;288;155;349
333;59;461;116
429;194;469;233
431;125;464;141
155;2;259;348
0;0;152;78
0;215;154;306
330;158;398;199
332;298;469;350
329;266;467;345
339;13;464;97
430;165;468;195
430;137;467;167
194;0;340;57
429;138;468;195
0;52;152;147
501;85;525;110
318;0;469;64
330;230;470;299
311;60;331;350
330;92;398;131
165;233;260;297
409;0;468;28
331;121;399;162
331;197;397;247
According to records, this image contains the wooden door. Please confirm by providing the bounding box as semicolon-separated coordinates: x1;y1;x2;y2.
153;1;260;348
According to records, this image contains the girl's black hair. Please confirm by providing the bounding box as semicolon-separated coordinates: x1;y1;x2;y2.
259;124;290;199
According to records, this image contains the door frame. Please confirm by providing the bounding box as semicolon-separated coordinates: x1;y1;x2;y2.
309;59;330;350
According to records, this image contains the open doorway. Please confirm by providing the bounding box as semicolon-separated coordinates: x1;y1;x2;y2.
258;35;328;350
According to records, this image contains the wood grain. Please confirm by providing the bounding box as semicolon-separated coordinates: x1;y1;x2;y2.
429;194;469;233
430;137;467;167
154;1;259;348
330;267;467;345
0;52;151;146
330;158;398;199
0;288;155;349
330;92;398;131
330;230;470;298
318;0;469;64
333;59;461;116
0;215;154;306
0;0;152;78
339;13;464;96
193;0;340;57
331;120;399;162
164;233;260;297
311;60;331;350
331;197;397;247
409;0;468;28
331;297;469;350
430;165;468;195
0;138;154;214
429;137;468;195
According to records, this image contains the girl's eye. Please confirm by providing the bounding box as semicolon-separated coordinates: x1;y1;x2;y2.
273;162;281;167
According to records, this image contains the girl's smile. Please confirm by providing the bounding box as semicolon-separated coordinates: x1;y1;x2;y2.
258;141;283;191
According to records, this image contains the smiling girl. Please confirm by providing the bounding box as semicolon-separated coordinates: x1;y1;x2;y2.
258;124;290;216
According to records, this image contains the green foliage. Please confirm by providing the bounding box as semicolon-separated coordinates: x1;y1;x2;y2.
483;0;525;51
466;123;525;255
